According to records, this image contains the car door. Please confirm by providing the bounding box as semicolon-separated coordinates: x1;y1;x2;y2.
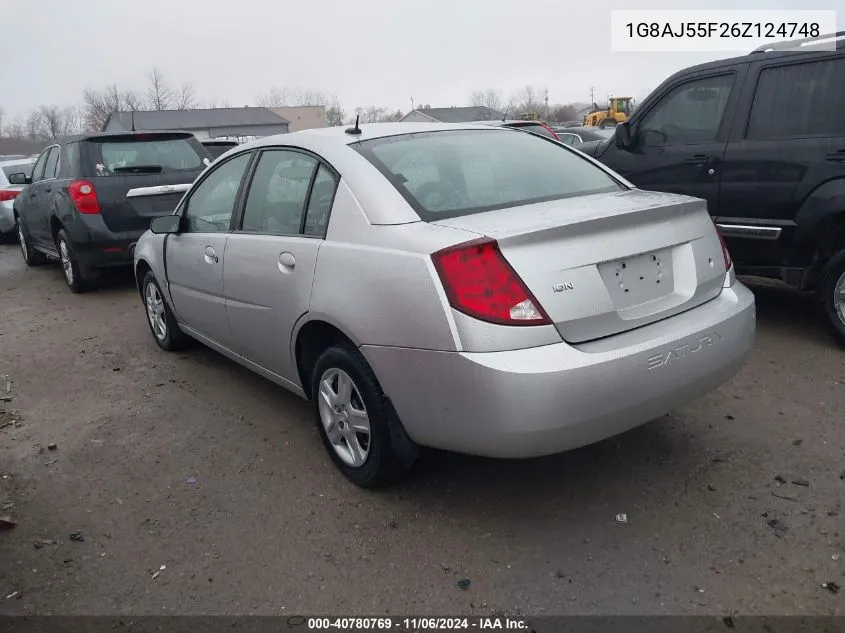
166;151;252;347
596;71;742;216
19;147;53;245
224;148;338;383
34;146;61;244
717;52;845;269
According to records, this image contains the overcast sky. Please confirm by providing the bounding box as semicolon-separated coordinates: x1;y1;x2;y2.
2;0;841;119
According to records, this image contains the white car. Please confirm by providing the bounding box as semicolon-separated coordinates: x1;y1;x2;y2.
0;158;36;238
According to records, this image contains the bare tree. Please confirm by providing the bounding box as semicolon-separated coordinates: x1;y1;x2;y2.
548;103;577;123
469;89;503;112
25;110;44;141
146;67;174;111
508;85;547;117
4;113;25;139
175;82;196;110
325;96;345;126
38;106;64;140
256;87;328;108
353;106;402;124
82;84;120;131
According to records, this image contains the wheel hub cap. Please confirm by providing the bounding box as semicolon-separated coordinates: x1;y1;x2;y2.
59;240;73;285
145;283;167;341
835;271;845;325
317;368;371;468
18;225;26;260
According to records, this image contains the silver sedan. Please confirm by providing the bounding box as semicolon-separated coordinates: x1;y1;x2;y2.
133;123;755;487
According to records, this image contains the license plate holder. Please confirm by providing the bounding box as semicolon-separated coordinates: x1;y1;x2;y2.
599;248;674;306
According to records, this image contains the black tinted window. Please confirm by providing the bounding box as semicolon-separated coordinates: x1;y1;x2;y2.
87;136;205;176
205;143;237;159
747;57;845;139
512;123;557;139
639;74;734;146
44;147;59;179
356;129;622;221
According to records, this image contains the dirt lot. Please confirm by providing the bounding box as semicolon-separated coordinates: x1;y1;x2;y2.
0;242;843;616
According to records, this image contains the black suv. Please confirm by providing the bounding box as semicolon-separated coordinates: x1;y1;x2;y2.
11;131;211;292
579;32;845;345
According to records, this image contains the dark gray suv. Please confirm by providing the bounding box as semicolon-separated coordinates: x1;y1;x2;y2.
12;131;211;292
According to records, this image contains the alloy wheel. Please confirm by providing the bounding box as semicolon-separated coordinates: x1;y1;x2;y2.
145;282;167;341
18;223;27;261
59;239;73;286
835;270;845;326
317;368;371;467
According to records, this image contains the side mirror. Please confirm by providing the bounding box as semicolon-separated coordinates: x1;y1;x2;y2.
150;214;182;234
7;172;30;185
615;122;632;149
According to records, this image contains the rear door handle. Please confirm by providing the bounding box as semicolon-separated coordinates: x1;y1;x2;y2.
203;245;218;264
682;154;714;166
825;150;845;162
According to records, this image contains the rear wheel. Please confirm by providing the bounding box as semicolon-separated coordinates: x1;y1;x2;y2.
142;271;188;351
311;344;418;487
56;229;88;293
820;248;845;347
17;218;47;266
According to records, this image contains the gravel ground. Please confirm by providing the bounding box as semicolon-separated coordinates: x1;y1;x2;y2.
0;243;843;616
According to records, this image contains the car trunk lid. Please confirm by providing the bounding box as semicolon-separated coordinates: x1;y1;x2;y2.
431;189;727;343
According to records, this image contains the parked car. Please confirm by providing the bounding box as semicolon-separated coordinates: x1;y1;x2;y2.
476;119;560;140
579;32;845;345
13;131;213;292
133;122;755;486
201;138;239;160
0;157;36;240
553;126;614;147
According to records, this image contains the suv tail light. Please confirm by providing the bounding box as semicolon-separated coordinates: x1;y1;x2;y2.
0;190;20;202
713;220;732;270
432;238;551;326
68;180;101;214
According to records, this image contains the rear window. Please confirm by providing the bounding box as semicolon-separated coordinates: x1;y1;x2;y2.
203;143;238;159
86;136;205;176
2;163;34;179
354;129;623;220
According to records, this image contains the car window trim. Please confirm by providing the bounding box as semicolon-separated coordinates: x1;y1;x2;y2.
742;52;845;141
30;148;51;183
635;71;738;148
232;145;340;240
177;149;255;234
301;164;340;238
42;145;61;181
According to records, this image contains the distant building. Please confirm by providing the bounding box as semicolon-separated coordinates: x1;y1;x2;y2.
270;106;327;132
399;106;505;123
103;107;290;138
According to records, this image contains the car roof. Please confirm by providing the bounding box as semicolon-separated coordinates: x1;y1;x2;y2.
59;130;199;144
0;157;36;167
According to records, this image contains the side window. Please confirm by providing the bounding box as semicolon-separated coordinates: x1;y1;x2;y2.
747;57;845;139
303;165;339;237
30;150;50;183
183;152;251;233
44;147;60;180
559;134;580;147
63;142;80;178
638;74;735;147
240;150;318;235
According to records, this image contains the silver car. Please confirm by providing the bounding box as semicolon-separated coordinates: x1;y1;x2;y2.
0;158;36;238
133;123;756;487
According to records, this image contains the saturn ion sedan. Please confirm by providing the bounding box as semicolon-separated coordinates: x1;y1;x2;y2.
133;122;755;487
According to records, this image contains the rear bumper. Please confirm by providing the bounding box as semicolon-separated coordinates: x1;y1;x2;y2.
362;282;756;458
66;215;145;270
0;201;15;234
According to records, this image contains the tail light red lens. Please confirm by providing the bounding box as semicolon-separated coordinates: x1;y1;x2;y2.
68;180;101;214
432;238;551;326
713;220;732;270
0;190;20;202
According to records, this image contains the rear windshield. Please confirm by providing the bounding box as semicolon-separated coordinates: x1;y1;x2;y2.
354;129;623;220
86;136;205;176
203;143;237;159
2;163;34;179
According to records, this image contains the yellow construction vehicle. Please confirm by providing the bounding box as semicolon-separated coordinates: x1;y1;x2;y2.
583;96;634;128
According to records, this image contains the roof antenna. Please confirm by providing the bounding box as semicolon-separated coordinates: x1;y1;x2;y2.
501;108;509;122
130;106;136;132
345;114;362;136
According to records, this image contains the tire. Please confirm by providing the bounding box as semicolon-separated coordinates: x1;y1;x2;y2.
819;248;845;348
17;218;47;266
311;344;418;487
56;229;88;293
142;271;189;351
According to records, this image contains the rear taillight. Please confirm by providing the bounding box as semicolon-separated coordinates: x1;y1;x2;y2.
68;180;101;214
432;238;551;326
0;190;20;202
713;220;732;270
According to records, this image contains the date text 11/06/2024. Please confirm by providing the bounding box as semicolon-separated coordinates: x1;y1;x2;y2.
625;22;820;39
306;617;530;630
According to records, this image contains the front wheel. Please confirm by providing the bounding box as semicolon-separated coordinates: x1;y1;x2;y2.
820;249;845;348
17;219;47;266
311;344;418;487
142;271;188;351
